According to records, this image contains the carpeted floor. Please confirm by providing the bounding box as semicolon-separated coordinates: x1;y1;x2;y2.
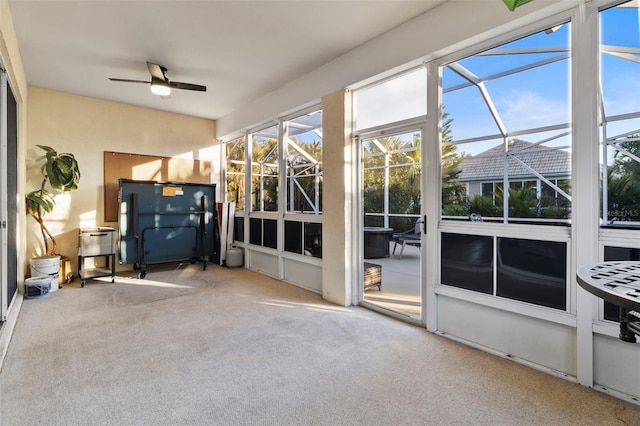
1;263;639;425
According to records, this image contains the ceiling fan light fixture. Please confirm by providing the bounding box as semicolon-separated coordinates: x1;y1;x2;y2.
150;81;171;96
110;62;204;95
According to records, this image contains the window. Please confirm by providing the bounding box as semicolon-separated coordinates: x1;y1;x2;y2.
251;125;279;212
225;137;246;211
284;220;322;258
304;223;322;258
228;107;323;257
441;233;568;311
284;221;302;254
600;1;640;227
481;182;494;199
285;110;323;214
353;67;427;131
441;233;493;293
362;131;421;231
541;178;570;209
249;218;277;249
441;23;572;223
497;238;566;310
354;70;427;237
233;216;244;243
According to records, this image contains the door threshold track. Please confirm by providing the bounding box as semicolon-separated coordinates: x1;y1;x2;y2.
360;300;424;327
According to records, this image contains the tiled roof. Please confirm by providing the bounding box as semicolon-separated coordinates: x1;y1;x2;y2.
457;139;571;181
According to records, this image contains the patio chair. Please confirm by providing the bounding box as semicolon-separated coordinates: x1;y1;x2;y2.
469;213;483;222
391;219;422;258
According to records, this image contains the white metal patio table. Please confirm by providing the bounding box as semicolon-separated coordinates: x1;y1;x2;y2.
577;261;640;343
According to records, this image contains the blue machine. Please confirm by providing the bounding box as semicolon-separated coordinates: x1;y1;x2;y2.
118;179;218;278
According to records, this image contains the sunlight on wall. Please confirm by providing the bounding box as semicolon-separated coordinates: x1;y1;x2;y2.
174;151;194;159
79;210;97;229
47;193;72;230
129;157;212;183
133;159;163;181
173;147;217;161
199;147;217;163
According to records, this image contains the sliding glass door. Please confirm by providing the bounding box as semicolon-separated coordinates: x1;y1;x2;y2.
1;67;18;321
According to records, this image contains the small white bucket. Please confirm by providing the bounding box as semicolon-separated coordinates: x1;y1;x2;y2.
31;255;60;292
24;276;51;299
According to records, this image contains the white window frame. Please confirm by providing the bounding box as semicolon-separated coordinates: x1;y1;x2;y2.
432;10;577;324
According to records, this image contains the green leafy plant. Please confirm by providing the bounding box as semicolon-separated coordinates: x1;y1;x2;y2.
607;170;640;222
26;145;81;256
502;0;534;12
469;194;502;218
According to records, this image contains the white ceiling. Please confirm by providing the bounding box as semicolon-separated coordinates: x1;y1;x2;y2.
9;0;445;121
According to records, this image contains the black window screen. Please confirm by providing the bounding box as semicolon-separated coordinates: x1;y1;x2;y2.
233;216;244;243
441;233;493;294
263;219;278;249
249;218;262;245
305;223;322;258
497;238;566;310
284;221;302;254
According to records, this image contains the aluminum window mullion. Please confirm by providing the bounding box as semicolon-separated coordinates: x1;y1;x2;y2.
245;133;252;237
601;113;609;225
503;137;509;223
384;152;390;228
573;1;600;388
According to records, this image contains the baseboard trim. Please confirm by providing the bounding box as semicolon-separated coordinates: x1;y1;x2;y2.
592;385;640;407
434;330;578;383
0;293;23;372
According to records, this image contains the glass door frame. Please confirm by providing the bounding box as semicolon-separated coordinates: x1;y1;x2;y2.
0;65;19;322
353;119;429;325
0;67;9;320
424;60;441;332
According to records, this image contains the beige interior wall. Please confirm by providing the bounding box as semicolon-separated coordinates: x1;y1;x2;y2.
26;87;217;274
0;1;27;96
321;89;352;306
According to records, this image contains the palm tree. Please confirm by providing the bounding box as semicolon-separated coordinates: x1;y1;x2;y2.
494;185;538;219
441;111;466;209
607;134;640;222
607;170;640;222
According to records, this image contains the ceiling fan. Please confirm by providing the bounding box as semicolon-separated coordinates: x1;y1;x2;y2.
109;62;206;96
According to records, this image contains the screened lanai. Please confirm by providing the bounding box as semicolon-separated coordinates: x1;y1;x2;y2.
354;0;640;322
218;0;640;405
224;108;324;292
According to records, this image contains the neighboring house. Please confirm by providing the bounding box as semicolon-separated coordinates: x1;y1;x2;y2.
458;139;571;205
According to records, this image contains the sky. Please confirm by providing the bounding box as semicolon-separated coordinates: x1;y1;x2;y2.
354;2;639;158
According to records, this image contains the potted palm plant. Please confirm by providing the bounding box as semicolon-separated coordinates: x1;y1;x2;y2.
26;145;80;290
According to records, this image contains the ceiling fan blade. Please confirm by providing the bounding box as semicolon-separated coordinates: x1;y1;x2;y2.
109;78;150;84
147;62;166;80
169;81;207;92
111;63;205;94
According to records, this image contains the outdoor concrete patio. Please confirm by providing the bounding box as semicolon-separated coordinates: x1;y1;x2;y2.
363;242;421;318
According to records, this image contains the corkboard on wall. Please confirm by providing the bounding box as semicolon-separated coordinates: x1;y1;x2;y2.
104;151;211;222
